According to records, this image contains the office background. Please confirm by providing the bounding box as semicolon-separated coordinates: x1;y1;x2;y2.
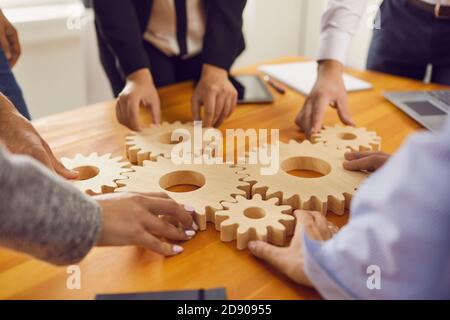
0;0;382;119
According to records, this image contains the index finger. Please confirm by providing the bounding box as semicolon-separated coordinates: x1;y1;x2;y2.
136;195;194;230
310;96;330;135
126;99;142;131
202;91;217;127
149;99;161;125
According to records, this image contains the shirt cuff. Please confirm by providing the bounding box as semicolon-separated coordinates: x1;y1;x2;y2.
302;231;355;300
317;30;352;65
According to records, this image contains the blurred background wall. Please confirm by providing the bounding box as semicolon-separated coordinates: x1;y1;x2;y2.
1;0;381;119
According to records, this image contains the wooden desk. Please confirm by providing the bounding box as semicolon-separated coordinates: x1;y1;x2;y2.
0;57;444;300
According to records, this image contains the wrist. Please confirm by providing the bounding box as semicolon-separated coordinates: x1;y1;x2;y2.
317;59;344;77
126;68;154;85
201;64;228;79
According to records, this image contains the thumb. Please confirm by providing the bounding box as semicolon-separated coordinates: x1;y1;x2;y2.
54;159;79;180
248;240;284;269
42;139;79;179
0;33;12;61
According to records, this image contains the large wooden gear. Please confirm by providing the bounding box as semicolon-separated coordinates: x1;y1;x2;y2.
125;121;219;165
115;157;247;230
311;125;381;151
61;153;132;194
238;140;368;215
215;194;295;250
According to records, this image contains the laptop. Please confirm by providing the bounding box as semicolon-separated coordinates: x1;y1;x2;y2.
383;90;450;132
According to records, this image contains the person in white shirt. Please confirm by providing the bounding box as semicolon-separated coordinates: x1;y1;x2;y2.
248;116;450;299
295;0;450;136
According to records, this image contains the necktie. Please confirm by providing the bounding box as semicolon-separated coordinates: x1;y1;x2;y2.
174;0;188;57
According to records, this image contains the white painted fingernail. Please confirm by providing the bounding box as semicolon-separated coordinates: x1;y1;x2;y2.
192;222;199;231
172;245;183;254
185;230;196;237
184;205;195;213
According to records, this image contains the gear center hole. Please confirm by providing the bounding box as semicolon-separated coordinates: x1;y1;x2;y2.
338;132;357;140
282;157;331;179
73;166;100;181
159;170;206;193
243;207;266;219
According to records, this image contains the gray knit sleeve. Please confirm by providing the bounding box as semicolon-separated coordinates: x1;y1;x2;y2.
0;146;102;265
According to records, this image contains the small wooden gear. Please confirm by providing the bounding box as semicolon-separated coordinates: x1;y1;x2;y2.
116;157;247;230
311;125;381;151
215;194;295;250
61;153;132;194
238;140;368;215
125;121;219;164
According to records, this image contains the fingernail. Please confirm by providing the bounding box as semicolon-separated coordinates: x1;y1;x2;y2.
185;230;196;237
248;241;256;251
192;222;199;231
184;205;195;213
172;245;183;254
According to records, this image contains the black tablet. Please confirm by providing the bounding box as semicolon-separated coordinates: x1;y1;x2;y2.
230;75;274;104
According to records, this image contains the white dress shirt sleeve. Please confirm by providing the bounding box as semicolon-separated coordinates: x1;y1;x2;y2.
303;117;450;299
317;0;369;65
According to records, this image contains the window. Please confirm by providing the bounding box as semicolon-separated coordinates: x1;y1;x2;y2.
0;0;78;9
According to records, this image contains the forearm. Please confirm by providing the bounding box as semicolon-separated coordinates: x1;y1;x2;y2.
0;147;101;265
93;0;150;76
202;0;246;70
317;0;368;64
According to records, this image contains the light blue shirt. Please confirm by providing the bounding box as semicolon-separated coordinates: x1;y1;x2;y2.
303;117;450;299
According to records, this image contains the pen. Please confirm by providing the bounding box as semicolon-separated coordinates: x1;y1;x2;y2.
263;75;286;94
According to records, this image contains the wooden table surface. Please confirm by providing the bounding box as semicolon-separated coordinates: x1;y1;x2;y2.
0;57;444;300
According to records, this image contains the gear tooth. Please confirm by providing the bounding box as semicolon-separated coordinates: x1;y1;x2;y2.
234;195;247;202
237;224;250;235
255;225;268;239
279;214;294;222
221;218;237;228
272;221;287;232
266;196;278;205
279;204;293;212
252;194;263;201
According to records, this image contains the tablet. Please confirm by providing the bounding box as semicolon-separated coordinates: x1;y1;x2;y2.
230;75;274;104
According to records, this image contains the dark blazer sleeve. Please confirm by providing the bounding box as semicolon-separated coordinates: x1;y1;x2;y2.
202;0;247;71
92;0;150;76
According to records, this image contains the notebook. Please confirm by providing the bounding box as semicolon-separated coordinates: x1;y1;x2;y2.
259;61;372;96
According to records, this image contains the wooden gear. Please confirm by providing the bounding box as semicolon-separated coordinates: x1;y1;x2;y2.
311;125;381;151
125;121;219;164
61;153;132;194
238;140;368;215
215;194;295;250
116;157;247;230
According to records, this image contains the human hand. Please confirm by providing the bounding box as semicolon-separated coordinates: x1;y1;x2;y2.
192;64;238;127
0;93;78;179
248;210;338;287
295;60;355;137
95;192;197;256
343;151;390;172
0;10;20;67
116;68;161;131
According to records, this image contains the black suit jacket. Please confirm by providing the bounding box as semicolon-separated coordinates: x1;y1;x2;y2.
93;0;246;92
